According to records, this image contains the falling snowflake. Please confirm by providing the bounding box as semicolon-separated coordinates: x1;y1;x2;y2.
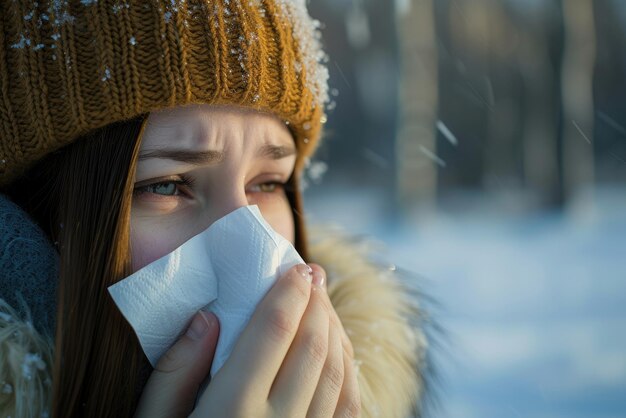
419;145;446;168
436;120;458;146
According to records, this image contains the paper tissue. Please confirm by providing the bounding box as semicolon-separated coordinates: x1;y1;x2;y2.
108;205;304;377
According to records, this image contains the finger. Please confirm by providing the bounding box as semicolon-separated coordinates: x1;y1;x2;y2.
135;311;220;418
306;319;344;418
309;263;327;289
269;285;330;415
310;264;354;359
217;264;313;396
333;351;362;418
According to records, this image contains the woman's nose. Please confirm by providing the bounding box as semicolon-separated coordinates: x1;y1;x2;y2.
211;182;250;221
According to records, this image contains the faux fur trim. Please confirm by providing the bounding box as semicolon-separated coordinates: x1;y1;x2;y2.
309;228;427;418
0;228;428;418
0;299;53;418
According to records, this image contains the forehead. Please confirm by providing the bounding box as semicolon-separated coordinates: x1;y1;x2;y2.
141;104;294;150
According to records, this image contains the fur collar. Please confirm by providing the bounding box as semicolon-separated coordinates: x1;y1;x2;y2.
309;228;427;417
0;227;428;417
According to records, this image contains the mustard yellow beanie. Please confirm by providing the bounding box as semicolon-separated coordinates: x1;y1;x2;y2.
0;0;329;187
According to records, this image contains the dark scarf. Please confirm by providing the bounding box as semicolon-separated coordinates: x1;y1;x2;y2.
0;193;58;338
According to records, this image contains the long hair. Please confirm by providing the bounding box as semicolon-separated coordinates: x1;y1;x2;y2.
7;113;307;417
8;116;148;417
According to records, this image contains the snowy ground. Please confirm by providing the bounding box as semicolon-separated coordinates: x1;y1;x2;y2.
305;186;626;418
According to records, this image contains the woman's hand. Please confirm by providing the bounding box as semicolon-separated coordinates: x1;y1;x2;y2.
135;264;360;418
133;308;220;418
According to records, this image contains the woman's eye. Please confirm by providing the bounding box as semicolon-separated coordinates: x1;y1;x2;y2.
149;182;179;196
259;182;278;192
249;182;283;193
134;180;188;197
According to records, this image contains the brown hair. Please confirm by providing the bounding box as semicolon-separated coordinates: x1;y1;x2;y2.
8;116;148;417
7;113;307;417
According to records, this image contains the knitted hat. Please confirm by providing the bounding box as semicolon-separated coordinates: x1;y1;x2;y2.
0;0;329;186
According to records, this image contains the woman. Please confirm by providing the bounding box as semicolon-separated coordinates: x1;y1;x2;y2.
0;1;428;417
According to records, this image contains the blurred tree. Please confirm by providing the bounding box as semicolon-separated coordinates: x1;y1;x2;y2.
516;3;562;207
395;0;438;213
436;0;490;193
561;0;596;202
307;0;624;216
593;0;626;184
458;0;530;196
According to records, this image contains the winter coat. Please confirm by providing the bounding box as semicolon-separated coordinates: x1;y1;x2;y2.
0;223;428;418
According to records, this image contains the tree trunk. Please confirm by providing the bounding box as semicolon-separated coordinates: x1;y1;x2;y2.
561;0;596;203
520;9;561;207
395;0;439;215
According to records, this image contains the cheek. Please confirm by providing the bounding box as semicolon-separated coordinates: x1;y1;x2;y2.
258;196;295;245
130;228;168;272
130;195;296;272
130;219;191;272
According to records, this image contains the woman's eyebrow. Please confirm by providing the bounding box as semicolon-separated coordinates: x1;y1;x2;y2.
138;149;225;165
257;144;296;160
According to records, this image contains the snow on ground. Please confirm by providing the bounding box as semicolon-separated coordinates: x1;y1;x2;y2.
305;186;626;418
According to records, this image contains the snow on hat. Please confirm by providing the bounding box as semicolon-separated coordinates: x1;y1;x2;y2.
0;0;329;187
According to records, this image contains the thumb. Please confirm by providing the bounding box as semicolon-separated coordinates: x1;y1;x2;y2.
135;311;220;418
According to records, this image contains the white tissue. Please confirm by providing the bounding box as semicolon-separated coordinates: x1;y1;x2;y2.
108;205;304;376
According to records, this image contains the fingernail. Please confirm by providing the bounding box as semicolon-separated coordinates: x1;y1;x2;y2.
295;264;313;283
185;311;212;341
312;270;325;288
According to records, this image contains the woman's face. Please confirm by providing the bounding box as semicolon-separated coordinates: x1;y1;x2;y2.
130;105;297;272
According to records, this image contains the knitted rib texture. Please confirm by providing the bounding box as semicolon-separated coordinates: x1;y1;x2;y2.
0;0;329;186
